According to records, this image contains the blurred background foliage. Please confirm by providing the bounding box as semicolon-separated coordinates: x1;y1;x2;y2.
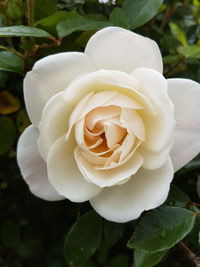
0;0;200;266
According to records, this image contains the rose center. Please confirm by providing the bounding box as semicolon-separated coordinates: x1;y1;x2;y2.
72;91;145;170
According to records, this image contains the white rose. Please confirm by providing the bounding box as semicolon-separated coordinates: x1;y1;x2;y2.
17;27;200;223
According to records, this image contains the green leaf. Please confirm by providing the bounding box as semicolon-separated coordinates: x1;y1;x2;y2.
199;231;200;246
0;51;24;75
103;254;129;267
35;11;70;35
1;220;20;247
0;26;52;37
197;176;200;199
163;55;179;64
35;0;58;20
178;45;200;59
104;220;125;248
0;115;16;155
122;0;163;29
56;15;112;37
18;239;44;259
64;211;102;266
127;206;196;253
169;22;188;46
134;249;167;267
164;184;190;207
110;7;131;29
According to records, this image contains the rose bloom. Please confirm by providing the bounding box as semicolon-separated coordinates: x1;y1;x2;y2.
17;27;200;223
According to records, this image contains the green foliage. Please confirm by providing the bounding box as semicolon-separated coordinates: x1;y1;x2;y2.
56;13;112;37
110;7;131;29
64;211;102;266
134;249;167;267
0;26;51;37
0;51;24;75
0;0;200;266
122;0;163;29
128;206;196;252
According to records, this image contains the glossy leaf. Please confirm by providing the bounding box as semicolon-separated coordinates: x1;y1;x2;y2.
110;7;131;29
134;249;167;267
164;184;190;207
122;0;163;29
127;206;196;252
0;26;51;37
104;220;126;248
0;51;24;75
64;211;102;266
57;15;112;37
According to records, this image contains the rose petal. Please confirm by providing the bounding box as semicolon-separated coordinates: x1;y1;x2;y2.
17;125;64;201
168;78;200;171
104;121;126;148
47;133;101;202
85;27;163;73
38;92;68;160
139;145;172;170
131;68;175;152
90;158;173;222
74;147;143;187
120;108;145;141
24;52;96;126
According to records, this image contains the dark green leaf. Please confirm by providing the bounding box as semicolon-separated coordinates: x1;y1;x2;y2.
104;220;125;248
127;206;196;252
1;220;20;247
0;51;24;75
35;11;70;35
134;249;167;267
197;175;200;199
57;15;112;37
164;184;190;207
35;0;58;19
178;45;200;59
18;239;44;259
103;254;129;267
110;7;131;29
122;0;163;29
64;211;102;266
0;26;52;37
0;115;16;155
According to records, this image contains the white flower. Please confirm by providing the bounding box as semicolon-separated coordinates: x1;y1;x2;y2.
17;27;200;223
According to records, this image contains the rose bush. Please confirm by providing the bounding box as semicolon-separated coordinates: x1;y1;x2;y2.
17;27;200;223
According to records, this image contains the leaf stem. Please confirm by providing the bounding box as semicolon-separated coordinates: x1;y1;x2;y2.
178;241;200;267
0;45;25;59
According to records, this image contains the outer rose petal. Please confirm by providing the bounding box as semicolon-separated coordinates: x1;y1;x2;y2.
85;27;163;73
168;78;200;171
24;52;96;126
47;134;102;202
90;158;174;222
17;125;64;201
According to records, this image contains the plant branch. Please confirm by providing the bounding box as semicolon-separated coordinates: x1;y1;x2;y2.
178;241;200;267
161;6;176;29
0;45;25;58
27;0;35;27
